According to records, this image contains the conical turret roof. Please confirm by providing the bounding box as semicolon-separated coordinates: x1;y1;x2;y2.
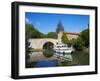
56;21;64;33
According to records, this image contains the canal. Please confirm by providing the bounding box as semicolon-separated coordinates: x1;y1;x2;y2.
26;50;89;68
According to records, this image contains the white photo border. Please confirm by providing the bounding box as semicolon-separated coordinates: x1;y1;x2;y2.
19;5;96;76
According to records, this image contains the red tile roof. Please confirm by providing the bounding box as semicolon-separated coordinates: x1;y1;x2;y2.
66;32;79;35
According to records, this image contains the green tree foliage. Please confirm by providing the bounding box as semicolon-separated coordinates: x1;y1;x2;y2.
25;24;42;39
72;37;84;51
69;28;89;51
25;24;43;67
61;33;69;44
40;33;46;38
79;28;89;47
46;32;57;39
26;24;59;39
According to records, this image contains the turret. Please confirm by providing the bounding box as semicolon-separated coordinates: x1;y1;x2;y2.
56;21;64;41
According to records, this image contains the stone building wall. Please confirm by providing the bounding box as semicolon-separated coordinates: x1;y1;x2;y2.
67;33;79;40
58;32;79;40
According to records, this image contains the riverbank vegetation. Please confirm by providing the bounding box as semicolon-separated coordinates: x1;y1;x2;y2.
61;28;89;51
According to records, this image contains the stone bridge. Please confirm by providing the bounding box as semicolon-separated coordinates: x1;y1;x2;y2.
28;32;79;49
28;38;58;49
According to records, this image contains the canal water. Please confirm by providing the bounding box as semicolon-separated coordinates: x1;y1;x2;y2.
28;50;89;68
34;60;58;67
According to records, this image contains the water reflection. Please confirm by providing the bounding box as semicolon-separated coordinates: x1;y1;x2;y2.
28;51;73;67
54;52;73;62
27;50;89;68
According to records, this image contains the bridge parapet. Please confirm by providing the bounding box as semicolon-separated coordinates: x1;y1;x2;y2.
28;38;58;49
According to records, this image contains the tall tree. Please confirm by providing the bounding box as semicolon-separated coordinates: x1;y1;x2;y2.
79;28;89;47
72;37;84;50
25;24;42;67
25;24;42;38
61;32;69;44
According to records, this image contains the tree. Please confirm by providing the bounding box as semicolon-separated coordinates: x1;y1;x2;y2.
79;28;89;47
40;33;46;38
72;37;84;51
26;24;34;39
61;33;69;44
69;27;89;51
46;32;57;39
25;24;42;39
25;24;42;67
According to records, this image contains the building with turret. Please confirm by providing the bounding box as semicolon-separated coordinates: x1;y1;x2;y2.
56;21;79;41
29;21;79;49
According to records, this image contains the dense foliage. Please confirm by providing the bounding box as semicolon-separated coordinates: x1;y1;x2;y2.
61;32;69;44
79;28;89;47
61;28;89;51
25;24;42;39
71;37;84;50
26;24;58;39
46;32;57;39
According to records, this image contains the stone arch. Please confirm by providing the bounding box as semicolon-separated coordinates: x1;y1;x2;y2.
29;39;58;49
43;42;54;50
